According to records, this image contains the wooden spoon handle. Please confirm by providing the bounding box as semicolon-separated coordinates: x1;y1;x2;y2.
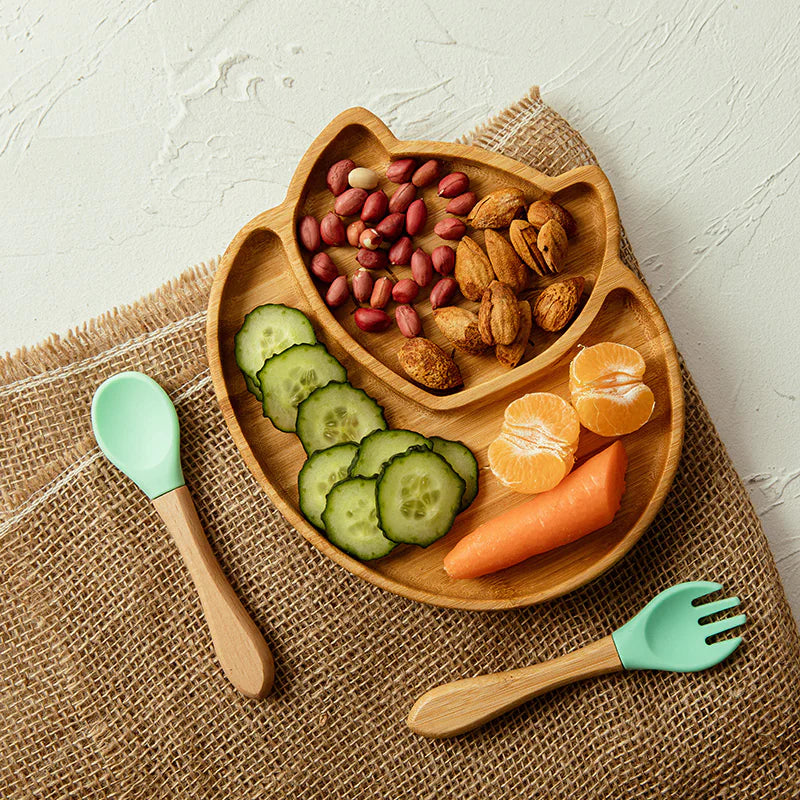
407;636;622;738
152;486;274;699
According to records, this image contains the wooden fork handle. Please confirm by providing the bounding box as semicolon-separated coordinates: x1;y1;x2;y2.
407;636;622;738
152;486;274;699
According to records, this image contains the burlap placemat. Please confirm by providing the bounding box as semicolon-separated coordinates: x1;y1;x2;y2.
1;88;798;799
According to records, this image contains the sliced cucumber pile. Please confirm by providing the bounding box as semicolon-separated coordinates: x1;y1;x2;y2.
296;382;387;455
298;442;359;530
234;304;482;562
322;477;396;560
430;437;480;512
234;304;316;399
258;343;346;432
377;449;465;547
348;429;431;478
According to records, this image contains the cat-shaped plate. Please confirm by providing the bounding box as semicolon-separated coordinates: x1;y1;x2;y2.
206;108;684;609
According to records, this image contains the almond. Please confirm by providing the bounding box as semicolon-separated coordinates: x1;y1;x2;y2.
537;219;569;273
484;229;527;294
478;281;520;346
398;338;462;390
433;307;489;355
496;300;532;368
454;236;495;301
532;277;585;331
527;199;577;237
509;219;548;275
467;187;525;229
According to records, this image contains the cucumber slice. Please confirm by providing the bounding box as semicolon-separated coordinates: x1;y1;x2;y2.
349;429;432;478
430;436;480;511
234;304;316;396
298;442;359;530
377;449;465;546
296;382;387;455
257;343;346;432
322;477;396;560
243;372;263;401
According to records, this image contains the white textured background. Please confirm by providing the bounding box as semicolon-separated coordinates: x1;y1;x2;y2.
2;1;798;619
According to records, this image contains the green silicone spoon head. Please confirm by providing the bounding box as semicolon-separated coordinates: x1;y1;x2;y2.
91;372;184;499
611;581;745;673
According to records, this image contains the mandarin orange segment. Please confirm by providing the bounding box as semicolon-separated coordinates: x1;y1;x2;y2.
488;392;580;494
569;342;655;437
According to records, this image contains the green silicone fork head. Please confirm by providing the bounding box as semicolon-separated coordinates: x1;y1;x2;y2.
91;372;184;500
612;581;745;672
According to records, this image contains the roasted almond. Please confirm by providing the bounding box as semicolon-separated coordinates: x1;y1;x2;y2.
484;229;527;294
527;199;577;237
532;277;585;331
509;219;548;276
496;300;532;368
454;236;495;301
398;338;462;390
537;219;569;273
467;187;526;229
433;307;489;355
478;281;520;346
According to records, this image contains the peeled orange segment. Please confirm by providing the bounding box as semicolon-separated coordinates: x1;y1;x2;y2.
488;393;580;494
569;342;655;437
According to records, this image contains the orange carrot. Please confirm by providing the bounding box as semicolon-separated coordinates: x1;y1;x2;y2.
444;441;628;579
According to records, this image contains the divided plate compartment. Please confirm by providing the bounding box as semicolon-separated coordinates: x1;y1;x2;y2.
206;108;684;609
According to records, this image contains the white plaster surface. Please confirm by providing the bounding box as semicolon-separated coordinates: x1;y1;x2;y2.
1;1;798;619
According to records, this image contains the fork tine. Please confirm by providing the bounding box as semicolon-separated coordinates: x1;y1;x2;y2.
705;635;743;663
696;596;740;620
701;613;747;639
684;581;724;602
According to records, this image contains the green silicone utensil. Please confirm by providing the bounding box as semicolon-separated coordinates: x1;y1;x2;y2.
408;581;745;737
91;371;274;699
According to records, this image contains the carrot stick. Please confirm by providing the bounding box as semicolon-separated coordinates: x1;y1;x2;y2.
444;441;628;579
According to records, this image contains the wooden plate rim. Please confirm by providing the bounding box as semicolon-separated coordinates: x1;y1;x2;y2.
205;107;685;609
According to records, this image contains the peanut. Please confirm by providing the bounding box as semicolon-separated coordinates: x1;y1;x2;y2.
326;159;355;196
405;198;428;236
392;278;419;303
320;212;346;246
388;235;413;266
411;248;433;287
298;215;321;252
386;158;417;184
360;190;388;223
334;187;368;216
309;252;338;283
438;172;469;198
429;277;458;309
354;307;391;332
370;277;393;309
395;305;422;338
348;167;379;190
325;275;349;308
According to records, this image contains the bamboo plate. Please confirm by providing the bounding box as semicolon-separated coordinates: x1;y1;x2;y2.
206;108;684;610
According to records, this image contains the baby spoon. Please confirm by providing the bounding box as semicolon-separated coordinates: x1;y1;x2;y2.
91;371;274;699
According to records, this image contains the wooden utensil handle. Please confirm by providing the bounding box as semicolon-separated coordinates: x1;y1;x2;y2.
407;636;622;738
152;486;274;699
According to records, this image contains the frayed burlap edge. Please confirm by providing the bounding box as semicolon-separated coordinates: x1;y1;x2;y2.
0;261;217;386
